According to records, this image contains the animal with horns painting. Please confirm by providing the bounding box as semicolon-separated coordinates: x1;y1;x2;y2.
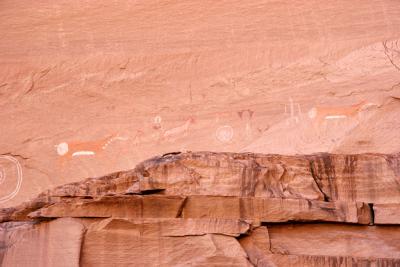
308;100;378;126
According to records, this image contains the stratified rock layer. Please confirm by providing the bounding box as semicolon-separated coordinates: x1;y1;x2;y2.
1;152;399;266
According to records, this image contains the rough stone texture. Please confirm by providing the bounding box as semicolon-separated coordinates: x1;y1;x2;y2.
240;225;400;267
27;195;366;224
267;224;400;259
1;218;85;267
182;196;365;224
29;195;186;219
36;152;400;202
81;218;252;266
239;227;272;266
137;152;400;204
0;151;399;266
373;204;400;225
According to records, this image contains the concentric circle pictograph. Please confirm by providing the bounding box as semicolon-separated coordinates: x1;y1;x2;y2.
0;156;23;203
0;168;5;184
215;125;234;143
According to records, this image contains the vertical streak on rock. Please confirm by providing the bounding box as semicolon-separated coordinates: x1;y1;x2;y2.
241;159;261;197
78;227;87;267
320;154;338;201
356;202;373;225
176;197;188;218
385;153;400;188
368;203;375;225
309;159;329;201
343;155;358;202
238;226;272;266
140;196;144;218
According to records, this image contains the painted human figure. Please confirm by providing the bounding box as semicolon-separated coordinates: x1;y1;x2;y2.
238;109;254;141
284;97;302;125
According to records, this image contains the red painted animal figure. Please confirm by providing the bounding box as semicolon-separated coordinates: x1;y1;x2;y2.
132;130;144;145
56;134;127;165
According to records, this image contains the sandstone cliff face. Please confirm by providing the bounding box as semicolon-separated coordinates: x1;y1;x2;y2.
1;152;399;266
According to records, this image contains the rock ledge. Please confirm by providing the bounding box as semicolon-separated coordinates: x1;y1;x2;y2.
1;152;399;266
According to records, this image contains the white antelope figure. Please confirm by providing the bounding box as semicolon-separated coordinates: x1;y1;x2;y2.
162;117;196;141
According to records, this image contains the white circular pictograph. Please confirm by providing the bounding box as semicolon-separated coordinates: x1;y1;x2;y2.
215;125;234;143
56;142;69;156
0;156;23;203
0;168;5;184
308;107;317;119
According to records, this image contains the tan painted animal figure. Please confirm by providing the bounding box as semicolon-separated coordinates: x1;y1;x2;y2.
308;100;371;126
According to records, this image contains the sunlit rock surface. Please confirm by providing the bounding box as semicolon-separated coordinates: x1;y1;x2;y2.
1;0;400;265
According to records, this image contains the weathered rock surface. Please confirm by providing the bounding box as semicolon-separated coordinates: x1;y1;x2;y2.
182;196;367;224
1;218;85;267
81;218;252;266
0;151;399;266
29;195;187;219
23;152;400;201
373;203;400;225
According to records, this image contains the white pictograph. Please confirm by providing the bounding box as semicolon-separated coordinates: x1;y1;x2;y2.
238;109;254;140
154;115;162;124
216;125;234;143
163;117;195;141
284;97;302;125
0;156;23;203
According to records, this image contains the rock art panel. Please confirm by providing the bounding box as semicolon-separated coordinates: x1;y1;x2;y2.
1;0;400;208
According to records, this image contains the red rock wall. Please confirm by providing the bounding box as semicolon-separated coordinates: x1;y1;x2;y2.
0;1;400;207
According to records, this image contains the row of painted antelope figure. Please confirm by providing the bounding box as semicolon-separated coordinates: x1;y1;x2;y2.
55;116;196;163
55;100;378;162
